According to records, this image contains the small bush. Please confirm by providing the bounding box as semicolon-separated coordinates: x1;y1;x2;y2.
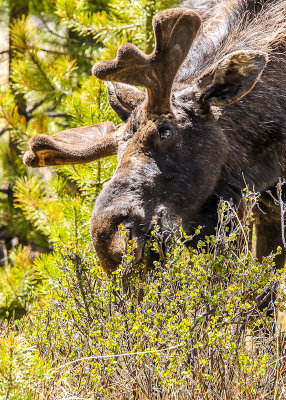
4;191;284;399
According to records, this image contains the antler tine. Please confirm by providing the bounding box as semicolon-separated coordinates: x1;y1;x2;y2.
92;8;201;115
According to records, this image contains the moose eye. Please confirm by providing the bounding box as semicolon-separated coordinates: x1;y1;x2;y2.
158;127;173;140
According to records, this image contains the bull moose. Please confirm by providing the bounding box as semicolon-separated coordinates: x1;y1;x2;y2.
23;0;286;274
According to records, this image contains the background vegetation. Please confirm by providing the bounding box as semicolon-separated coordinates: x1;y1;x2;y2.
0;0;286;399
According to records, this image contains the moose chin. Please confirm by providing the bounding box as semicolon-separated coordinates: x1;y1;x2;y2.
23;0;286;274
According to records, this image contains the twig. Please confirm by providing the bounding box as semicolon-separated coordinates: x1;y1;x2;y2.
266;179;286;250
48;344;183;375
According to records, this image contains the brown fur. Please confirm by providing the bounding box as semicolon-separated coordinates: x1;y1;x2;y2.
24;1;286;274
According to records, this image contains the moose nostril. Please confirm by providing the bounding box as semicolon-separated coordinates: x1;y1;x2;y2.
91;209;145;271
108;223;130;263
121;224;132;239
108;222;144;265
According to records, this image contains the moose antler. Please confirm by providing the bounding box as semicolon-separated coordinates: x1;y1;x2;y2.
92;8;201;115
23;122;117;167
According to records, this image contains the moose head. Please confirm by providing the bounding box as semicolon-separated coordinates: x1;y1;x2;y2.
23;8;268;273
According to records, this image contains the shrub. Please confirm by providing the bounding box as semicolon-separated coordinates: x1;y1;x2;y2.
5;191;285;399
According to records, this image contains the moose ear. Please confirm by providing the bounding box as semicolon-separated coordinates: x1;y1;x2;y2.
197;50;268;107
106;82;145;122
23;121;117;168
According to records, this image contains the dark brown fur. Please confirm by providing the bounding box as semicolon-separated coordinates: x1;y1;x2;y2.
24;0;286;273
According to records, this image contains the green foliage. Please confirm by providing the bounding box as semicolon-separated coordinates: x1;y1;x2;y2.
0;0;180;361
4;198;286;399
0;323;48;400
0;246;39;319
0;0;122;321
56;0;179;53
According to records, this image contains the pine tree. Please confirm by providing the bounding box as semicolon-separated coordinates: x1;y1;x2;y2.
0;0;178;324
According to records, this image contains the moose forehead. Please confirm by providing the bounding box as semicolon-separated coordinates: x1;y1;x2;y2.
116;107;191;165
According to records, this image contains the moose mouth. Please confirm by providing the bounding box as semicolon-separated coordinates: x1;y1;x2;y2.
92;224;147;274
93;214;177;274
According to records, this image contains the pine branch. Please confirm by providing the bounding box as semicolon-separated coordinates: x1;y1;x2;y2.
64;18;142;40
45;112;70;118
34;8;98;46
33;46;95;60
26;98;46;114
0;188;11;195
0;126;7;136
28;53;56;91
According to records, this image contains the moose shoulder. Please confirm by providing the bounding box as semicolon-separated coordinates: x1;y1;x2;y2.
23;1;286;273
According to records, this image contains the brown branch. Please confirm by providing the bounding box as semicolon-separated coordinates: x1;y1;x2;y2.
34;46;94;59
0;127;7;136
266;178;286;250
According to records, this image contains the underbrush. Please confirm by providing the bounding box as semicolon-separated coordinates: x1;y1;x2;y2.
1;193;286;399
